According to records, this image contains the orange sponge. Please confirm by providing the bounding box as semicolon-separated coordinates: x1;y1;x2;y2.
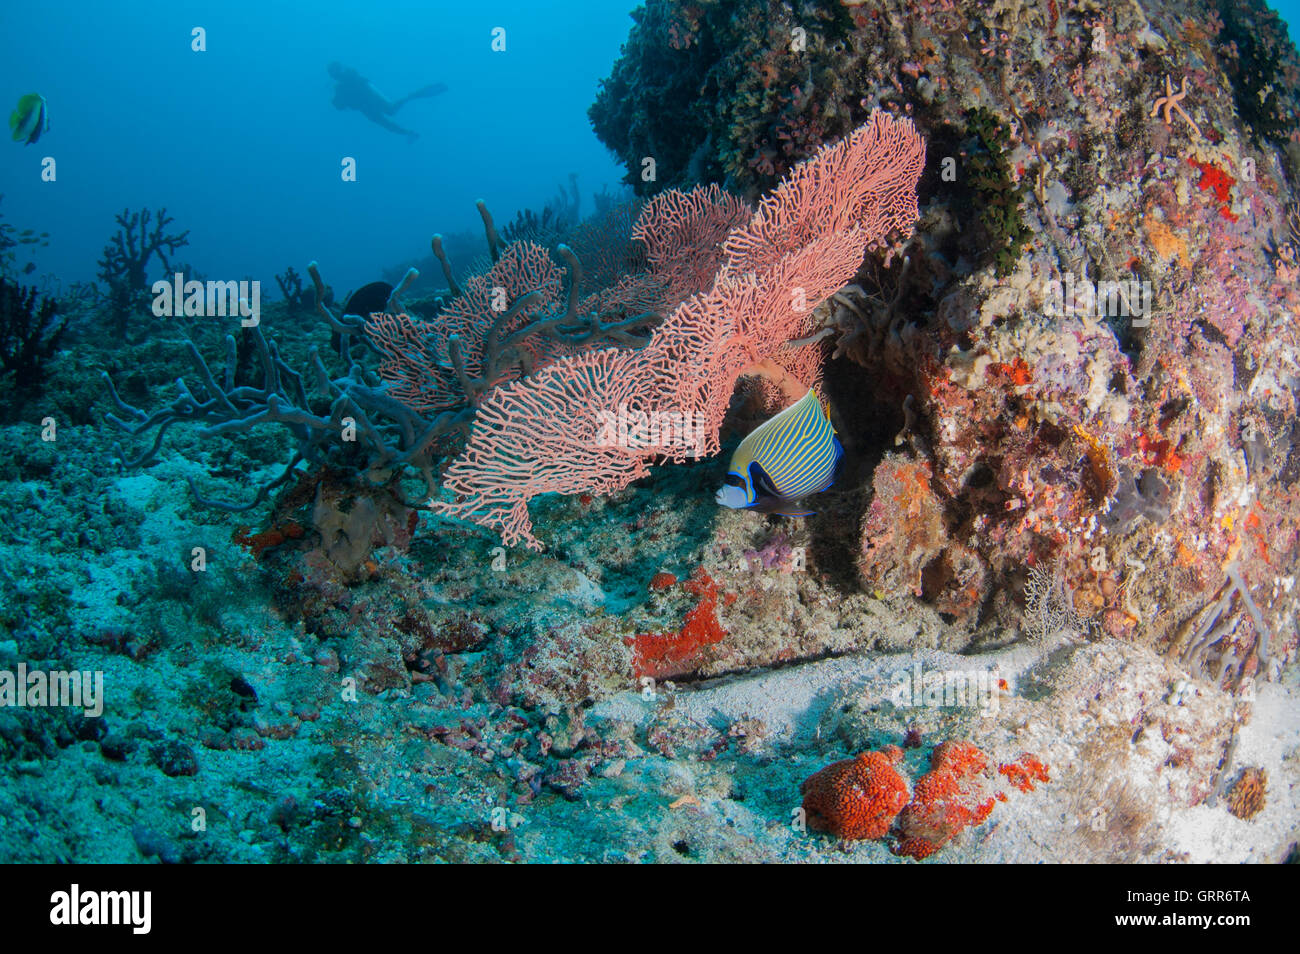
801;749;910;840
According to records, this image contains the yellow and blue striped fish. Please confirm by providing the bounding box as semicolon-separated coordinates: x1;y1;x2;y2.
716;389;843;515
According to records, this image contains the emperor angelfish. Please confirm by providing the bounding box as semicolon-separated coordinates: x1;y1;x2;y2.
716;389;843;515
9;93;49;146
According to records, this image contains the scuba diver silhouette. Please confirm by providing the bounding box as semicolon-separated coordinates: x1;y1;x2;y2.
327;62;446;143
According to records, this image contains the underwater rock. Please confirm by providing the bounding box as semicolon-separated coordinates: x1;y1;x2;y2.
148;740;198;778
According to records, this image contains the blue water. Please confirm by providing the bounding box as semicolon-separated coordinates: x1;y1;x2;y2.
5;0;1299;296
0;0;638;293
1275;0;1300;35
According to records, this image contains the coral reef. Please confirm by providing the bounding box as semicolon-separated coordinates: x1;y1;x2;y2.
590;0;1300;683
5;0;1300;868
96;207;190;334
0;277;65;397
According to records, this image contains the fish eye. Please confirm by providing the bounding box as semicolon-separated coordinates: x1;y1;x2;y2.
724;473;745;488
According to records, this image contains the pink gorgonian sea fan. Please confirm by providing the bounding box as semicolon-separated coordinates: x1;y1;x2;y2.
431;111;926;549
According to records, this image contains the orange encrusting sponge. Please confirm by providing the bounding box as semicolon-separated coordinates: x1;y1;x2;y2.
800;741;1050;860
800;747;910;840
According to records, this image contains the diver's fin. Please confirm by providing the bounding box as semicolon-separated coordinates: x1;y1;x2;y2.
402;83;448;103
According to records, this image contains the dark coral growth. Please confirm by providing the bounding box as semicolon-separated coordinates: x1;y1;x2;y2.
96;207;190;333
500;174;584;247
275;266;313;316
0;277;66;396
1217;0;1300;150
958;108;1030;277
590;0;859;196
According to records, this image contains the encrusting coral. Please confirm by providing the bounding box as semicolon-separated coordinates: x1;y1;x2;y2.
895;741;1000;860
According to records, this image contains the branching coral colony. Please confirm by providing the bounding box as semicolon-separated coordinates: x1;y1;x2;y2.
97;207;190;335
103;266;462;514
104;112;926;553
0;277;65;396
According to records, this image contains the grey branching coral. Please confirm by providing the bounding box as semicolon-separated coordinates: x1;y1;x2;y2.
97;207;190;333
100;194;687;523
103;267;470;512
1175;561;1274;685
